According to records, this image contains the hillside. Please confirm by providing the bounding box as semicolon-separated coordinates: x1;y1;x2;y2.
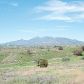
0;46;84;84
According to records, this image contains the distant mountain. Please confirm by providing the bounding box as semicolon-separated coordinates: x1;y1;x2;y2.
2;37;84;46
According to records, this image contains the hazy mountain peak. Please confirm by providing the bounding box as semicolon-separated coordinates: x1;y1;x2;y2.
2;37;84;46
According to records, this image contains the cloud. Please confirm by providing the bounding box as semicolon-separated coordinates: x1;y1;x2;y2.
38;12;72;22
34;0;84;22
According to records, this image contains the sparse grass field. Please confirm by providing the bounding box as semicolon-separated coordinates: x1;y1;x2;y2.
0;46;84;84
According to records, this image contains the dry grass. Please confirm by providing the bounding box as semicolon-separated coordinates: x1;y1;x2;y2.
0;46;84;84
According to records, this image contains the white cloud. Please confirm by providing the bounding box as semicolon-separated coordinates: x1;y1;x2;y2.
34;0;84;22
38;12;72;21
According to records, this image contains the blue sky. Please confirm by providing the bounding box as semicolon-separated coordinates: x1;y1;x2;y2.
0;0;84;43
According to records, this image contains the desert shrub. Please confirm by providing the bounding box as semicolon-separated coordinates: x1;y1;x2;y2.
81;46;84;51
73;49;83;56
37;59;48;67
47;49;50;51
58;46;63;50
81;57;84;60
27;49;33;55
54;45;61;48
62;57;70;62
54;45;58;48
39;46;44;49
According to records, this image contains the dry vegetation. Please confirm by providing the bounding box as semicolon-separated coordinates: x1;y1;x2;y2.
73;49;83;56
0;45;84;84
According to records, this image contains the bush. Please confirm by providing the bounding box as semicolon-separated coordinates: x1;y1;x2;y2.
37;59;48;68
58;46;63;50
54;45;58;48
81;46;84;51
39;47;44;49
81;57;84;60
27;49;33;55
73;49;83;56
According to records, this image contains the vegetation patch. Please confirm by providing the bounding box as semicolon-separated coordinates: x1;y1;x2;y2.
37;59;48;68
73;49;83;56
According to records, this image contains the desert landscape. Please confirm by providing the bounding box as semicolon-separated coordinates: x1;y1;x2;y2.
0;0;84;84
0;44;84;84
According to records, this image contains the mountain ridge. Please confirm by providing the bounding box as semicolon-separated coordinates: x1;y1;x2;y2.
2;37;84;46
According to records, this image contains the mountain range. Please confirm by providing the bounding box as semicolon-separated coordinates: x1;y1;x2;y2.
2;37;84;46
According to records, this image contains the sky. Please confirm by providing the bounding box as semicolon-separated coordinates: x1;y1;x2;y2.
0;0;84;43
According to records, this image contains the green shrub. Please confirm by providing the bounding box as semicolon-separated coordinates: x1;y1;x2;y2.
81;46;84;51
58;46;63;50
27;49;33;55
81;57;84;60
37;59;48;68
73;49;83;56
54;45;58;48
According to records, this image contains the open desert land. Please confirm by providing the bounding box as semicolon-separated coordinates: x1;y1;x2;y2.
0;46;84;84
